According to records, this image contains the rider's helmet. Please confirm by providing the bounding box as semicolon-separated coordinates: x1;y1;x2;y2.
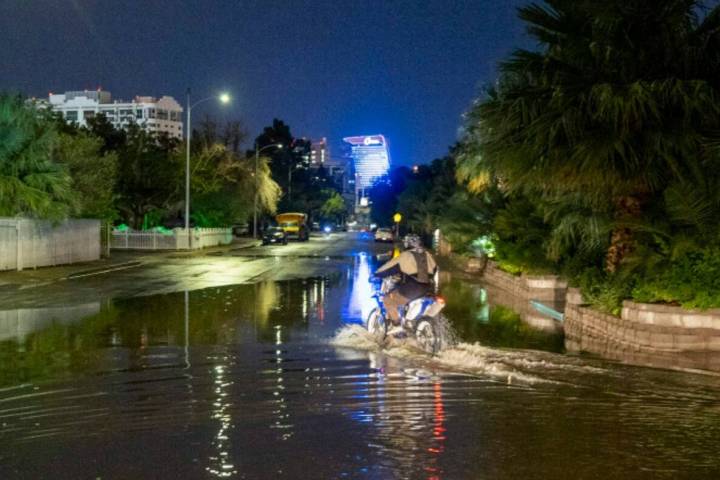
403;234;423;250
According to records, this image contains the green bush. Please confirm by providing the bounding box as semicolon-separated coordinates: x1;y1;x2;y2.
632;246;720;309
576;268;634;316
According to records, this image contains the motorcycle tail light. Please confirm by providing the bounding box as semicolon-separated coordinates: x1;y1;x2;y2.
436;296;446;305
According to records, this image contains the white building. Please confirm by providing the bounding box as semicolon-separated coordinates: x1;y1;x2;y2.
47;90;183;139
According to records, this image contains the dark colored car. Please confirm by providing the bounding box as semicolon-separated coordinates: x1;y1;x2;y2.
262;227;288;246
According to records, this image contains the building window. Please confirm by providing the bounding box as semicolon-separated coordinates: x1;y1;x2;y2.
83;110;95;120
148;108;156;119
136;110;143;119
65;110;78;121
156;109;168;120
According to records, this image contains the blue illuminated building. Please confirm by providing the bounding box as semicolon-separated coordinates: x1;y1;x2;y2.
342;135;390;218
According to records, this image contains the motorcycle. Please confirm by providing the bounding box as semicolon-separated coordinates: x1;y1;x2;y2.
366;277;447;355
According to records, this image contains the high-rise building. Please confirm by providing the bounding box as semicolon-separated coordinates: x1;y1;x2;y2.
310;138;329;167
342;134;390;216
46;90;183;139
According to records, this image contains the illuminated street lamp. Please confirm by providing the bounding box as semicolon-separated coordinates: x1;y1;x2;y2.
185;89;231;248
393;212;402;238
254;143;283;239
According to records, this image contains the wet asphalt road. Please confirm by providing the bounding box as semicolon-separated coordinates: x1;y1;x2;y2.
0;232;390;308
3;233;720;479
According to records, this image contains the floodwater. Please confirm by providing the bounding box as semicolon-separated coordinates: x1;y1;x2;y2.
1;253;720;479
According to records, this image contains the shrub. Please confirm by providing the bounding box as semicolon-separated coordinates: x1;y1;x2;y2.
632;246;720;309
576;268;634;316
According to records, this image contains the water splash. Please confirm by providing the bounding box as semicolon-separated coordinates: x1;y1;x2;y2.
330;325;548;384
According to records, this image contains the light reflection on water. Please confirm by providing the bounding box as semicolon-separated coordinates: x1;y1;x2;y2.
0;256;720;478
346;252;376;324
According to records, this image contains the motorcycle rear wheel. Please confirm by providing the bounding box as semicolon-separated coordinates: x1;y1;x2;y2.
415;317;440;355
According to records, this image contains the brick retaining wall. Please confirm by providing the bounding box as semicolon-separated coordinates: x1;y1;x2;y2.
460;255;720;371
482;260;568;305
480;260;566;333
565;294;720;371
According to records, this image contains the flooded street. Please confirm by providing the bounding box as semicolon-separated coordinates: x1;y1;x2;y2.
1;236;720;479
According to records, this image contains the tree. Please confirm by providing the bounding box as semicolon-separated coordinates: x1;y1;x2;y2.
114;125;181;228
189;120;281;227
319;191;347;223
85;113;128;154
368;166;412;226
0;95;73;219
254;119;295;200
252;119;337;219
457;0;720;271
53;132;118;220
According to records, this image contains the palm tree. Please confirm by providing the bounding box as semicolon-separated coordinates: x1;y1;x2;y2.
0;95;73;219
458;0;720;271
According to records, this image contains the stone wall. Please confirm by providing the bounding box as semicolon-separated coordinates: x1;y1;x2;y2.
482;260;568;305
465;257;720;371
481;260;567;333
565;293;720;371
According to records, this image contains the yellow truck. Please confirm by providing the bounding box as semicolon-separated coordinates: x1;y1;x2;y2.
275;213;309;241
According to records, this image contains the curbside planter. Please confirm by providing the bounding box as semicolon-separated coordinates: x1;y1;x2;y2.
473;257;720;371
565;287;585;306
483;260;568;306
565;294;720;371
481;260;566;333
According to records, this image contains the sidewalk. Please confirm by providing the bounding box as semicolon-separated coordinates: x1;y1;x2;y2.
0;237;259;291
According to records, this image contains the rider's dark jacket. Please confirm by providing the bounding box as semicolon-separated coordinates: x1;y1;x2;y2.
375;248;438;299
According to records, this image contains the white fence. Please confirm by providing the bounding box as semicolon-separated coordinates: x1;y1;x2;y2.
0;218;100;271
111;228;233;250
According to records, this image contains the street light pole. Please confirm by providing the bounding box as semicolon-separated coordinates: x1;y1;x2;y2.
185;89;192;249
254;143;259;239
184;90;231;249
253;143;283;239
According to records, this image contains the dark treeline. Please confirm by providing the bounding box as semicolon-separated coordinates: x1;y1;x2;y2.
373;0;720;312
0;97;347;231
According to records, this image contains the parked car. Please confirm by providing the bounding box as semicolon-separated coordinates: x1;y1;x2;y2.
232;224;249;236
262;227;288;245
374;227;394;243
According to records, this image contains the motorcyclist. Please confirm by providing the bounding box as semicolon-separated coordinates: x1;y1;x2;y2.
375;234;438;326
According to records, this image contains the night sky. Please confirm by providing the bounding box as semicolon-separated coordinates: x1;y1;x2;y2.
1;0;532;166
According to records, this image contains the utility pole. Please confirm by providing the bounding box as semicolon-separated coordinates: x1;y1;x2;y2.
254;143;259;239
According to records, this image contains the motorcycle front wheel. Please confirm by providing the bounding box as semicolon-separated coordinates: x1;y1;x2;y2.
366;307;387;342
415;317;440;355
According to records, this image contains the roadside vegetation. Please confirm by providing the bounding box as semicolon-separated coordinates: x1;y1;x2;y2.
388;0;720;312
0;95;347;232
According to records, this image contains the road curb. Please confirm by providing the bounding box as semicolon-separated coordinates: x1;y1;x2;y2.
65;261;144;280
